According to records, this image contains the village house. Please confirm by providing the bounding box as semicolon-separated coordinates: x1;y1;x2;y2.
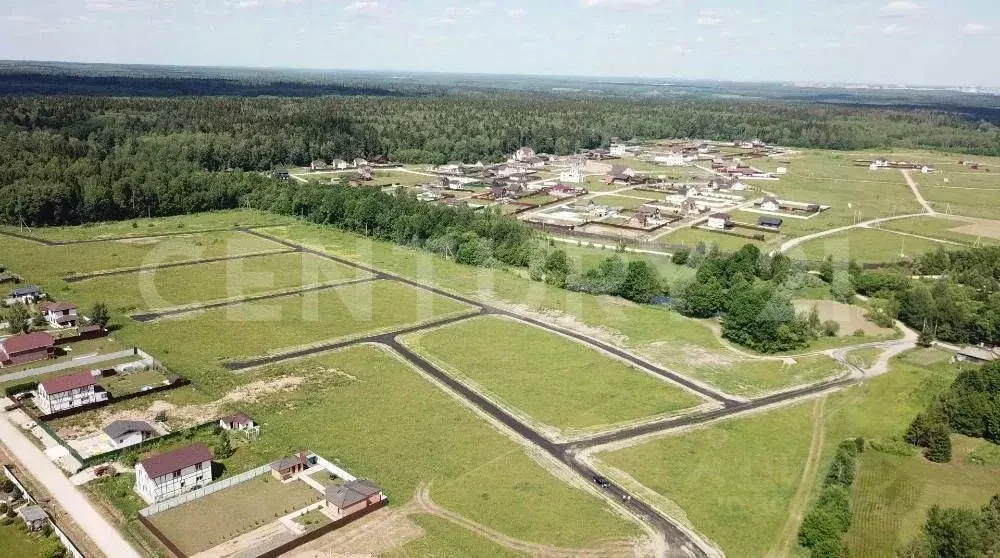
547;184;583;198
103;420;156;449
0;331;55;368
706;213;732;230
271;451;312;481
603;165;637;185
19;505;47;531
331;159;348;170
558;167;583;183
219;413;256;431
758;216;784;230
6;285;43;305
41;301;79;329
760;195;781;212
309;160;328;171
652;151;687;166
36;370;108;415
955;346;999;364
609;143;627;157
135;443;213;503
324;479;385;519
352;158;368;168
512;147;536;162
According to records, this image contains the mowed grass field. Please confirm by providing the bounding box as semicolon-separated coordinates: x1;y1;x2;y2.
0;209;291;242
180;345;641;549
596;348;958;557
266;223;848;396
845;436;1000;556
795;227;949;264
914;166;1000;219
882;215;1000;245
149;475;322;555
64;251;370;313
0;229;284;280
401;315;702;434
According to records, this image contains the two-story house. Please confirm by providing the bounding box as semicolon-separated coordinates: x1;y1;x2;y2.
35;370;108;415
41;301;79;329
135;443;213;504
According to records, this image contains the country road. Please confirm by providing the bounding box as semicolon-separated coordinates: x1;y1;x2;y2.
0;412;141;558
777;212;925;254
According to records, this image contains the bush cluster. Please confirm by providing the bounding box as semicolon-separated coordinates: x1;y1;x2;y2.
798;439;862;556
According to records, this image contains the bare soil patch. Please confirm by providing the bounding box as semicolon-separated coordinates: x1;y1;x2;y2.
949;219;1000;240
286;507;425;557
793;299;893;337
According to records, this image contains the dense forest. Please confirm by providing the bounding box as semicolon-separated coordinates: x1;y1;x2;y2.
2;89;1000;225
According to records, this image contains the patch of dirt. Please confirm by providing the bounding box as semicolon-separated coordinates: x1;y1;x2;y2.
793;299;894;337
286;507;425;557
92;375;305;432
481;296;629;347
949;219;1000;240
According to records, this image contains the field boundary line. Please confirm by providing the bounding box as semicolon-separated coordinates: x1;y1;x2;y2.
0;224;282;246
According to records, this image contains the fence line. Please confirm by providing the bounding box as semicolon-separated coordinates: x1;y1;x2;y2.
312;454;356;482
3;465;85;558
139;463;271;517
2;463;33;503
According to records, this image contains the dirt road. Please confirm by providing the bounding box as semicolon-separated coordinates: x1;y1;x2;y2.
901;169;936;214
0;412;141;558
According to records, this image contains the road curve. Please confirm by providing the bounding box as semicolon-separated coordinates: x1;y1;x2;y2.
776;212;926;254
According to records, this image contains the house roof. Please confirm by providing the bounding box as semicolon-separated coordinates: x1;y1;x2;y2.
1;331;54;356
637;205;660;215
762;195;779;204
220;412;253;426
39;370;95;395
138;443;212;479
42;301;77;313
758;216;784;227
10;285;40;297
103;420;155;439
271;451;308;472
710;212;731;219
52;315;78;325
19;506;46;522
325;479;382;509
958;346;998;361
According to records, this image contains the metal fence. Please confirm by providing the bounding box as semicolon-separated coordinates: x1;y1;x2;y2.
139;463;271;517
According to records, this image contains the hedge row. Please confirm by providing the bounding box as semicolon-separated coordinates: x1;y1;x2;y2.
798;438;863;557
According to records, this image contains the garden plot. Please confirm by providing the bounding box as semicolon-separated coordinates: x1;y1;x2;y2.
64;251;370;313
400;315;703;436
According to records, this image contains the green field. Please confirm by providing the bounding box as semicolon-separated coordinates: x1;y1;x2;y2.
0;230;283;281
118;279;475;392
64;251;369;313
881;215;1000;246
589;194;649;210
0;522;54;558
597;348;959;557
138;344;640;550
0;209;292;242
401;315;702;434
97;368;169;397
845;436;1000;556
795;227;949;263
150;475;322;555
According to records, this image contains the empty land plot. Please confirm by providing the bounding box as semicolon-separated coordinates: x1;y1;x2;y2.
0;230;284;280
118;280;475;382
385;514;525;558
792;299;896;337
795;227;947;264
555;242;696;284
621;188;669;201
97;368;170;397
0;523;51;558
589;195;649;210
920;182;1000;219
401;315;702;434
661;227;776;252
65;251;369;313
597;350;958;557
881;215;1000;245
201;345;640;549
845;437;1000;556
149;475;321;555
0;209;291;242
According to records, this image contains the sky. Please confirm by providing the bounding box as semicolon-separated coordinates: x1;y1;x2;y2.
2;0;999;87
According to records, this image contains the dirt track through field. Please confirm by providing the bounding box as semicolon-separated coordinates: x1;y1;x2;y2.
767;396;827;557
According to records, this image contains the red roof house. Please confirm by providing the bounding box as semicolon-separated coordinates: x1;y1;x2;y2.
0;332;54;368
38;370;96;395
135;443;214;503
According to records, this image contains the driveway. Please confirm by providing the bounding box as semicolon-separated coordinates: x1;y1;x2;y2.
0;411;141;558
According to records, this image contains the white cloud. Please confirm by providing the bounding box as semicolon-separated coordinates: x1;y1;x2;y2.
963;23;988;35
883;23;911;35
582;0;660;7
671;44;691;54
697;16;721;25
508;7;526;18
3;15;40;23
344;1;379;15
86;0;142;11
881;1;924;17
237;0;262;8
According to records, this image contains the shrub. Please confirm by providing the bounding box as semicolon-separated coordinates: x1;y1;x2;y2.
853;328;865;337
822;320;840;337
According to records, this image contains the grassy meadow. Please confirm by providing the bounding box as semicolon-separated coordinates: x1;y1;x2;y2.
401;315;702;435
795;227;948;264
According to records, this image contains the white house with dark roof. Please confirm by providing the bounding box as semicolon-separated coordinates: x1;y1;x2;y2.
219;413;255;431
135;443;213;503
103;420;156;449
706;213;732;230
6;285;43;305
41;301;79;329
36;370;107;415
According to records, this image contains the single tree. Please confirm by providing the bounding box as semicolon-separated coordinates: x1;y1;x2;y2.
90;302;110;328
4;302;31;334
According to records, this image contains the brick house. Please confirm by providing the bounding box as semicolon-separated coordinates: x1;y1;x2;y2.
271;451;312;481
324;479;385;518
135;443;213;503
36;370;108;415
0;331;55;368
